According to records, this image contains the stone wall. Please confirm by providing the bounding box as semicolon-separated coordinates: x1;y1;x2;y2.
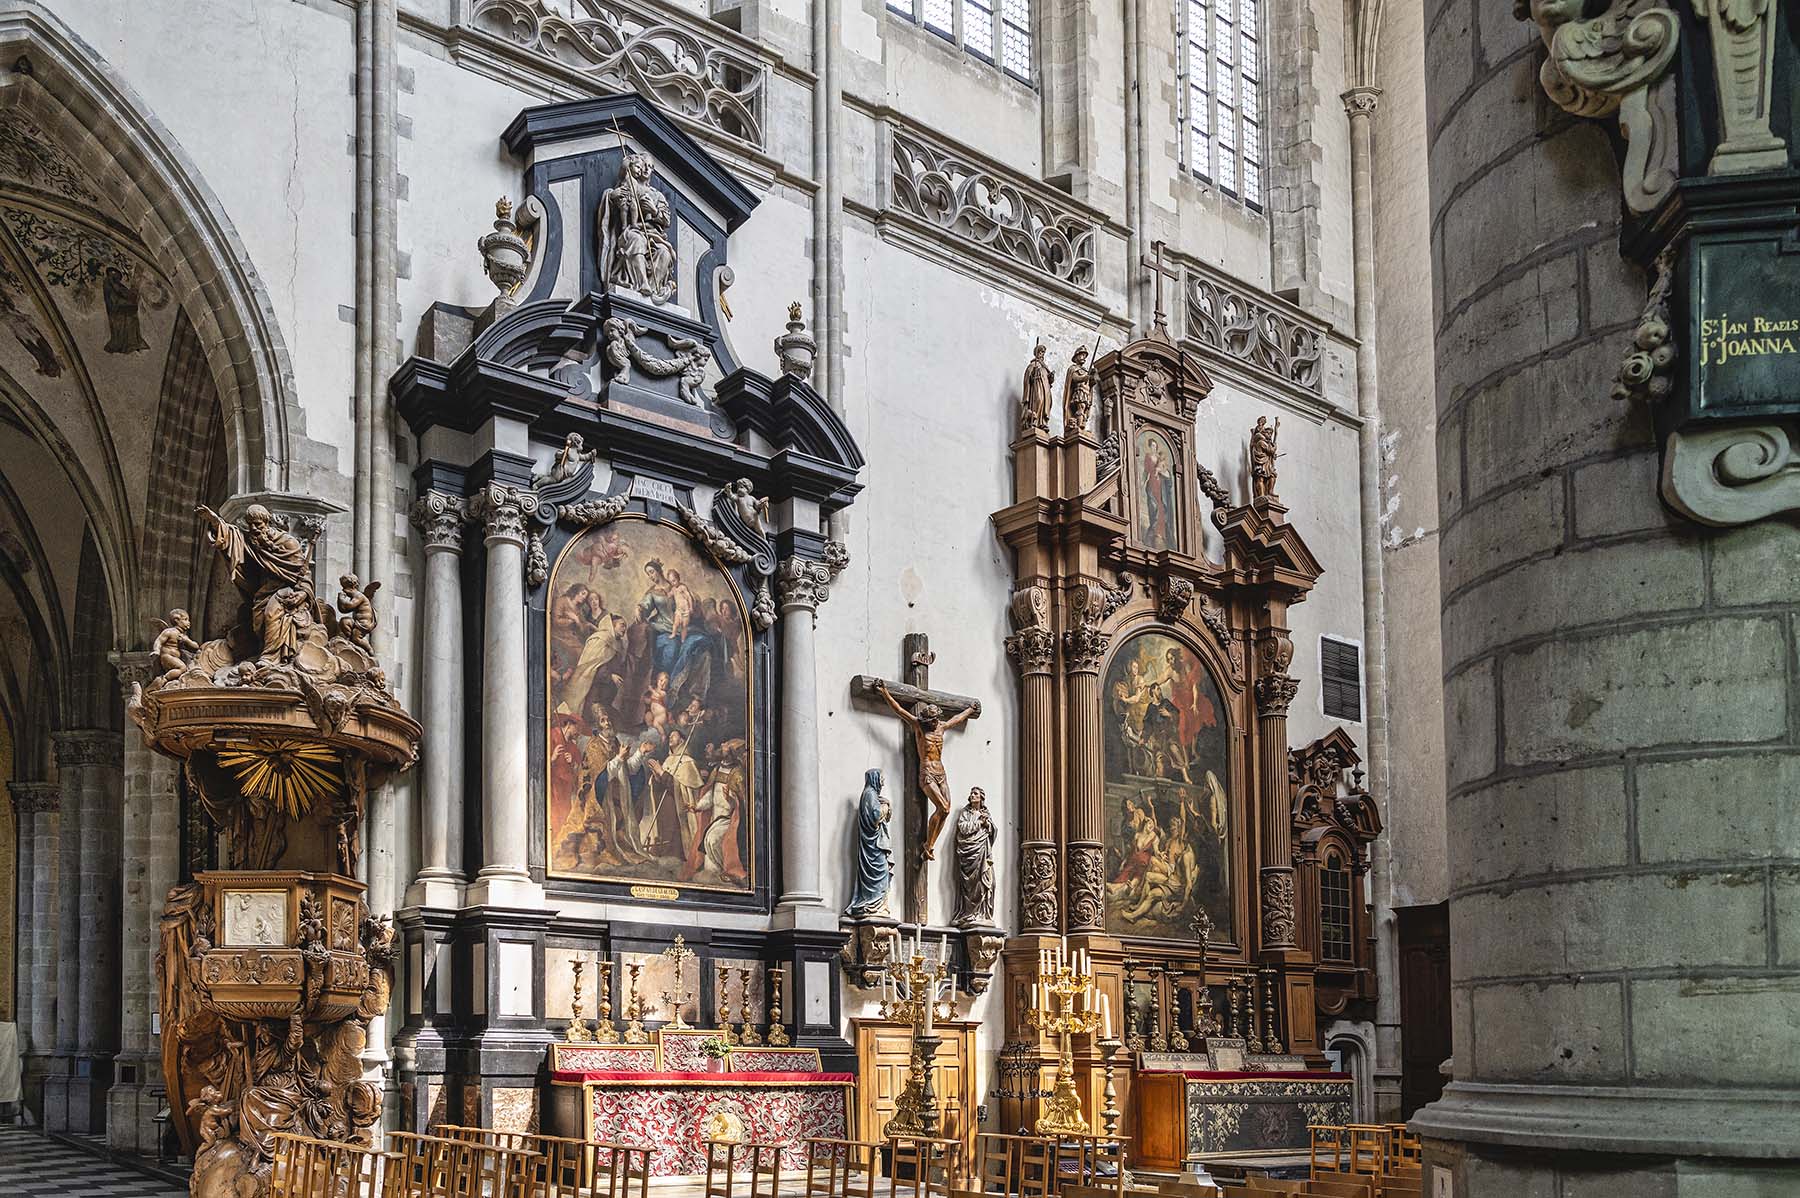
1418;0;1800;1190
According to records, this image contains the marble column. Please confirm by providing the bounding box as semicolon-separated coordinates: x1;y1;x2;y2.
773;549;845;930
1006;586;1059;934
1254;658;1299;953
1062;582;1109;934
465;482;539;907
409;491;467;908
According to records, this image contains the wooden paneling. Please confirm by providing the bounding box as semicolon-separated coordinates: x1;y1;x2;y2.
852;1018;979;1165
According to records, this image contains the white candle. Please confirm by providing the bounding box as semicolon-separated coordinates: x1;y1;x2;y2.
1102;993;1112;1039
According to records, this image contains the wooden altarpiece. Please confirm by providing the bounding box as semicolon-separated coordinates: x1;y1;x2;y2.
990;326;1329;1141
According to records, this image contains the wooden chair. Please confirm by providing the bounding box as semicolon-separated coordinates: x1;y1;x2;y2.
386;1131;543;1198
888;1135;961;1198
269;1132;394;1198
1244;1179;1304;1195
1219;1186;1256;1198
1058;1136;1127;1197
973;1133;1019;1195
1344;1127;1388;1177
705;1140;784;1198
1376;1175;1422;1198
1308;1125;1347;1179
806;1138;884;1198
1016;1136;1057;1198
1306;1178;1374;1198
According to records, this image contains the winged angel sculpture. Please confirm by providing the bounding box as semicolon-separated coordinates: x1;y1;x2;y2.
1515;0;1680;213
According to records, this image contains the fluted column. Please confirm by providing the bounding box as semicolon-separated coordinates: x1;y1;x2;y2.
1007;586;1059;935
774;547;846;929
1254;643;1299;952
8;782;56;1057
466;482;540;907
409;491;467;908
1062;582;1109;934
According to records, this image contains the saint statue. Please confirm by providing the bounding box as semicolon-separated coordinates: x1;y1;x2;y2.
1020;342;1054;434
1063;345;1094;434
874;682;980;861
951;787;997;928
598;151;676;303
102;266;149;354
197;503;319;665
1250;415;1281;500
846;768;893;918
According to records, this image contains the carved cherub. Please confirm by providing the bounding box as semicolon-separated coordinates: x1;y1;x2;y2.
335;574;380;650
536;431;600;486
151;608;201;681
725;478;770;533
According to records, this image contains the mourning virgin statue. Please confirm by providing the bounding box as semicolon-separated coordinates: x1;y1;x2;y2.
846;768;892;917
951;786;997;928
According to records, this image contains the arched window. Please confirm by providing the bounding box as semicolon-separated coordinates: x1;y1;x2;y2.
1319;847;1352;963
1177;0;1264;207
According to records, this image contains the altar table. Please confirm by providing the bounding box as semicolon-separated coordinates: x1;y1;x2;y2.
1133;1070;1352;1170
551;1068;855;1176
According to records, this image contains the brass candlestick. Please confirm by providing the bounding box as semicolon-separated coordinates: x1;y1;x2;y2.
1260;966;1284;1054
566;955;594;1042
767;965;790;1046
660;934;695;1030
880;927;958;1139
717;962;736;1044
1168;971;1190;1053
624;962;650;1044
1026;943;1105;1136
1148;966;1168;1052
596;960;620;1043
1122;961;1143;1052
1196;977;1219;1039
1098;1038;1123;1138
738;965;762;1045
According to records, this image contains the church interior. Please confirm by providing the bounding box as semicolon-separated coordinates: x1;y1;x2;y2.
0;1;1796;1196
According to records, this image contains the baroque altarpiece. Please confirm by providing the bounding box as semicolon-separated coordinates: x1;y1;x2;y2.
391;93;865;1135
992;323;1382;1158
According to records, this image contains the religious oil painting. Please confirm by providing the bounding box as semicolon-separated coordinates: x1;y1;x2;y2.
1102;631;1232;941
1133;427;1180;551
546;516;755;893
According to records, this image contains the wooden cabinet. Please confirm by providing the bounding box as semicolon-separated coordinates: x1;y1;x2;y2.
852;1018;980;1165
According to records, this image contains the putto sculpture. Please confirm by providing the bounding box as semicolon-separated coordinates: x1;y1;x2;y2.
130;504;419;1198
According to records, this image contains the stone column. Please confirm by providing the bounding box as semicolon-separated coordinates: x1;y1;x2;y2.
108;653;167;1152
1006;586;1059;935
9;780;57;1119
773;549;845;929
465;482;540;908
409;491;467;909
1416;10;1800;1188
1061;582;1109;934
1253;648;1298;953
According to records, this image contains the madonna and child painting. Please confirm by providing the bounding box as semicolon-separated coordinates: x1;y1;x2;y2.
1103;630;1233;941
545;517;754;893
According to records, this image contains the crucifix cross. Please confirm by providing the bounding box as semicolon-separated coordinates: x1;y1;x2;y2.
1141;239;1180;334
851;632;983;924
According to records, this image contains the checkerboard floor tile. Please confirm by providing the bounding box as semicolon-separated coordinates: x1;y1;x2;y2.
0;1126;186;1197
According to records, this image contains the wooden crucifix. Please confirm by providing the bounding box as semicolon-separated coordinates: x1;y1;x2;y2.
1141;238;1180;334
851;632;983;924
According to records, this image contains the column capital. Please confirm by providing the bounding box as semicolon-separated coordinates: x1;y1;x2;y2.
53;728;122;768
110;650;158;702
1254;672;1300;716
7;780;59;814
1061;625;1110;674
411;491;468;554
1004;627;1057;675
466;481;539;547
775;542;848;612
1341;86;1382;119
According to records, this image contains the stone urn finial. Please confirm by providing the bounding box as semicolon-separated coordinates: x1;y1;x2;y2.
775;300;816;381
479;195;531;300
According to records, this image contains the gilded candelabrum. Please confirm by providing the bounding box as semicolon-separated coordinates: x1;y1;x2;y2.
624;962;650;1044
595;960;620;1043
567;955;595;1042
767;965;790;1047
879;926;959;1139
1026;941;1109;1137
660;935;696;1030
717;962;737;1045
738;965;762;1046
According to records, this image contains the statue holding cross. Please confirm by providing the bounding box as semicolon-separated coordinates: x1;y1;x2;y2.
852;633;983;923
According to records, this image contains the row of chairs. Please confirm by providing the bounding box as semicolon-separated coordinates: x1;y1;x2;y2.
794;1132;1130;1198
269;1127;655;1198
1308;1124;1421;1176
1217;1173;1420;1198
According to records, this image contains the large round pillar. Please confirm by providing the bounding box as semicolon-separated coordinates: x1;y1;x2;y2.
1416;8;1800;1188
774;554;833;920
410;491;467;905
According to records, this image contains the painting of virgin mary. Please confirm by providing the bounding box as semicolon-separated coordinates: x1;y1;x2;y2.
1134;428;1179;551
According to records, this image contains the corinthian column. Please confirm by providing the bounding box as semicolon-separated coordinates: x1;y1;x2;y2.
1062;583;1109;934
409;491;467;908
774;546;847;929
466;482;540;907
1006;586;1059;935
1254;643;1299;952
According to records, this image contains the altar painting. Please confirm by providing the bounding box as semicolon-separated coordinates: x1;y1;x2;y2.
546;517;754;893
1103;631;1231;940
1133;427;1180;551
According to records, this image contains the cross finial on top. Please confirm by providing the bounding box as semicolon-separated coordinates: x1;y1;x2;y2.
1141;239;1179;337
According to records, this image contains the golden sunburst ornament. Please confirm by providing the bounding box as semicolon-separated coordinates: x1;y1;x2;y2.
217;739;341;820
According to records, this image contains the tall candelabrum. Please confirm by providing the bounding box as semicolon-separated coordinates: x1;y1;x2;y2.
879;924;959;1139
566;956;594;1042
1026;938;1111;1137
595;960;620;1043
767;966;791;1047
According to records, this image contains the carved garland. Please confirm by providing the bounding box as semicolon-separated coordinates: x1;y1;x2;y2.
469;0;765;147
890;128;1098;292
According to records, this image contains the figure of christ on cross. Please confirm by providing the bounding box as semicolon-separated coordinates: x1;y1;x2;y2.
873;681;979;860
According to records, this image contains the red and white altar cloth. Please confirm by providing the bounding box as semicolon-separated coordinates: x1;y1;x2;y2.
553;1069;855;1176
